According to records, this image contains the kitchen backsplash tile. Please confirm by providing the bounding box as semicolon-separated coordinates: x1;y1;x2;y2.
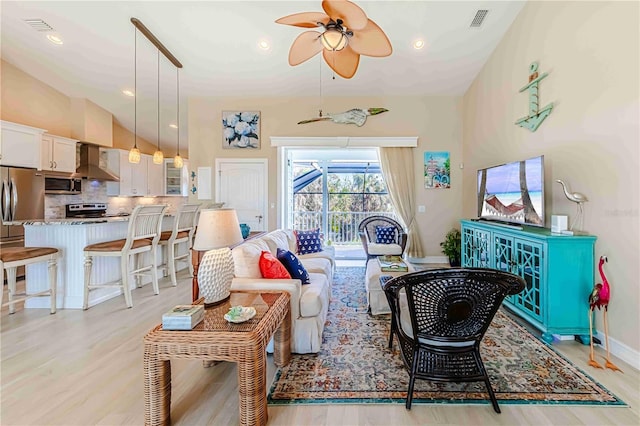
44;179;187;219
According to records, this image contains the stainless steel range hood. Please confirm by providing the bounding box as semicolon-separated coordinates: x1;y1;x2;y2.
73;144;119;181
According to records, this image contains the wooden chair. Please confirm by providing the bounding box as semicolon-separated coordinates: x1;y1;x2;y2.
83;204;167;309
358;215;407;259
158;203;201;286
1;247;59;314
382;268;525;412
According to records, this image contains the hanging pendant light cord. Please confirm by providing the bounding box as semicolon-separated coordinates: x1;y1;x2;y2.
157;50;160;151
134;28;137;149
176;67;180;157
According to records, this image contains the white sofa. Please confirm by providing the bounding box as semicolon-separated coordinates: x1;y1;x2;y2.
229;229;335;354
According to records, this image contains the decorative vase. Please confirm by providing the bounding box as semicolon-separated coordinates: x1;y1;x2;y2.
197;247;235;306
240;223;250;239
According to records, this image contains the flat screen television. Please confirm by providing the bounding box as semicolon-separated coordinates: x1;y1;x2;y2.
477;155;545;227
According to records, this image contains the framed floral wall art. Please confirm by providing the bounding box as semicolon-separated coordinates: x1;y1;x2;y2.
222;111;260;149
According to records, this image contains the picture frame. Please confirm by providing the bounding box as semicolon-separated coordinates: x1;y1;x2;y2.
424;151;450;189
222;111;260;149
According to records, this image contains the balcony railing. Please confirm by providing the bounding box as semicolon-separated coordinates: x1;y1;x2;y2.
293;211;397;245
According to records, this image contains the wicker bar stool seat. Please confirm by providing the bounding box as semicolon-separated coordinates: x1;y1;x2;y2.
1;246;59;314
83;204;167;309
157;203;200;287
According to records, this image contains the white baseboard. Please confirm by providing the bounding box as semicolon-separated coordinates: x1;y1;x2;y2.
594;330;640;371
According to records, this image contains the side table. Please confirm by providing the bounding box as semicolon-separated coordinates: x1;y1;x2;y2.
143;291;291;426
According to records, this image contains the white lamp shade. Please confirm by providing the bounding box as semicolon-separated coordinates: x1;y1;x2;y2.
193;208;243;251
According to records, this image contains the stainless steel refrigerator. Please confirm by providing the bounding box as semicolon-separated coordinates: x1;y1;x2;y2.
1;166;45;279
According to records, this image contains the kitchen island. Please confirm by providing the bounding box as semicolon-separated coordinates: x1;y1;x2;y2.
19;216;182;309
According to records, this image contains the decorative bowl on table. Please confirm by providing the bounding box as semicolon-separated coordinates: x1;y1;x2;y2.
224;306;256;323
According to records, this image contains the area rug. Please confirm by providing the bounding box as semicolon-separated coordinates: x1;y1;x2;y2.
268;267;625;407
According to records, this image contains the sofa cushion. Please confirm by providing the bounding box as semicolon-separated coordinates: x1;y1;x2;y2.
262;230;290;255
367;242;403;256
375;225;396;244
232;239;271;278
277;248;311;284
259;251;291;279
299;245;336;268
294;228;323;255
300;257;332;280
299;273;330;317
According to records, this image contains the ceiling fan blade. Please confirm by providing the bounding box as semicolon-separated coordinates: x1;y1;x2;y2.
276;12;330;28
349;19;392;57
323;47;360;79
289;31;324;66
322;0;368;30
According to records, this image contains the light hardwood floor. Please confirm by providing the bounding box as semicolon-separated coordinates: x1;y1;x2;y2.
1;266;638;426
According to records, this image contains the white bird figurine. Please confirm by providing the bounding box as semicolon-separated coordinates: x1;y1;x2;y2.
298;108;388;127
556;179;588;231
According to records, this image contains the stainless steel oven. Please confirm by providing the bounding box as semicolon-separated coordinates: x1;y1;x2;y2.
45;176;82;194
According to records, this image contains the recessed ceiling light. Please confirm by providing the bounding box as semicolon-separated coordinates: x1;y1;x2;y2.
169;124;178;129
258;39;271;50
122;89;135;97
46;34;63;45
413;39;425;50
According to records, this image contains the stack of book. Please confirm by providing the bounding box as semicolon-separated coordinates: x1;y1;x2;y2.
162;305;205;330
377;255;408;272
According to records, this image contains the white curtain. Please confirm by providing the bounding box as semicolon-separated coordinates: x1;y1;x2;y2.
378;147;424;258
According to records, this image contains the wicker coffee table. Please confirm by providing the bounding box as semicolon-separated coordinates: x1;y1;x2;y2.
143;291;291;426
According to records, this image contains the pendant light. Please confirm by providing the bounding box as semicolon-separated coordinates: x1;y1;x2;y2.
173;67;183;169
152;49;164;164
128;26;141;164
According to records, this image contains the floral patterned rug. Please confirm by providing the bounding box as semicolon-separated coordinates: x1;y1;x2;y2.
268;267;625;406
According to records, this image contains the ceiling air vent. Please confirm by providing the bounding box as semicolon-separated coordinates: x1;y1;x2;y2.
23;18;54;32
470;10;489;28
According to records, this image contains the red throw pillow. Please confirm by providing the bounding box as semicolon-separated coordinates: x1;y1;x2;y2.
259;251;291;279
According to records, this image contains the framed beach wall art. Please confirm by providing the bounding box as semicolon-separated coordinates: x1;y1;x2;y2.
424;151;450;189
222;111;260;149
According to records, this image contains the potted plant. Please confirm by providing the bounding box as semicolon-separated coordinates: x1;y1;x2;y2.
440;228;462;267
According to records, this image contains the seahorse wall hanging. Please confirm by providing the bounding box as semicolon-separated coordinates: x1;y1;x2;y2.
515;62;554;132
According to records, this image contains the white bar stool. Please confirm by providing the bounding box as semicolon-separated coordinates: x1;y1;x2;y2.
83;204;166;309
158;203;200;287
1;247;59;314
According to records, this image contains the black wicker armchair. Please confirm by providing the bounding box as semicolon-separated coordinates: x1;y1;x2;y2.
358;216;407;259
382;268;525;412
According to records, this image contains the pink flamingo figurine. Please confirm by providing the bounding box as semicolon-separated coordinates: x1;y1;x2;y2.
588;255;622;372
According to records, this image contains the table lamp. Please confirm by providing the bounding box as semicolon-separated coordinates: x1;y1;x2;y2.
192;208;243;306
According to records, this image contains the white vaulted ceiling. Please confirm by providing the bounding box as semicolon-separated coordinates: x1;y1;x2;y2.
1;1;526;152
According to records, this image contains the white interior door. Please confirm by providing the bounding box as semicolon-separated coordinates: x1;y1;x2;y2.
215;158;268;232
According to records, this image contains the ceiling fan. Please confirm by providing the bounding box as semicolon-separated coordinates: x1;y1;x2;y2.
276;0;392;79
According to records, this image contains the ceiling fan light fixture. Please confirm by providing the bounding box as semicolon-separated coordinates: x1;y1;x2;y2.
320;28;348;51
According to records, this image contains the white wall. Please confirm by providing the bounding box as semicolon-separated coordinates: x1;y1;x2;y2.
187;95;463;258
462;1;639;358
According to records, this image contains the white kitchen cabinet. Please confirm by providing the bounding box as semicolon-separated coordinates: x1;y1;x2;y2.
1;120;47;168
41;134;78;173
164;158;189;196
147;157;164;196
106;150;167;197
106;149;147;196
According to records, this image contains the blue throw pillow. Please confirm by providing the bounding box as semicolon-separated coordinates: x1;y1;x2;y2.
276;248;311;285
294;228;323;255
375;226;396;244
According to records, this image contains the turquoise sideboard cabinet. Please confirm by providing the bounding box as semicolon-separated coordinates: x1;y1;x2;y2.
461;219;597;344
